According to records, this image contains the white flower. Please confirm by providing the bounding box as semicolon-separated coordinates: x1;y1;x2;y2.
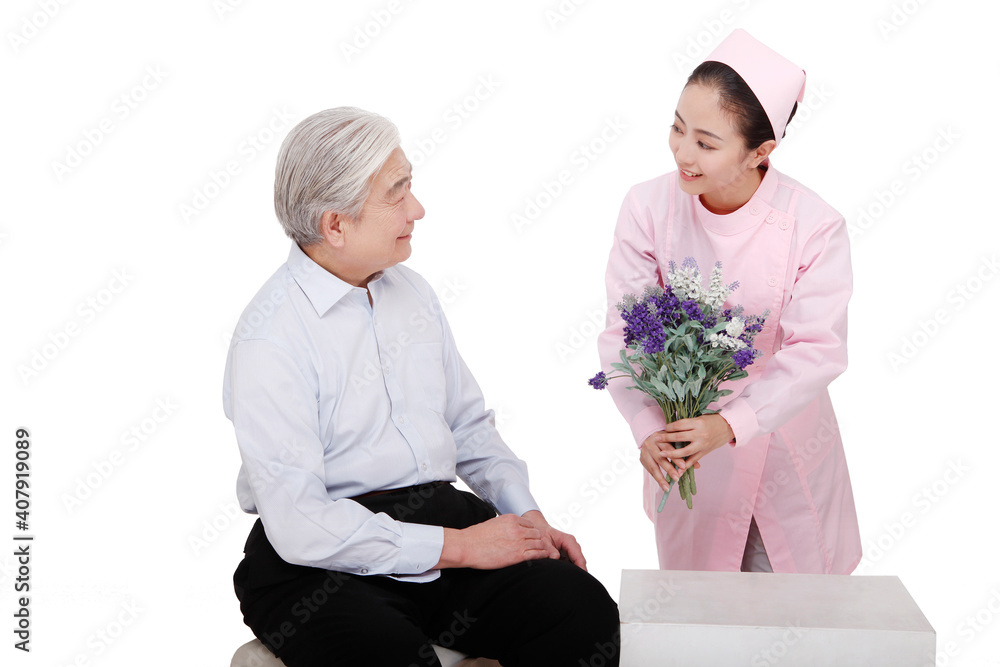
725;317;745;338
709;332;747;351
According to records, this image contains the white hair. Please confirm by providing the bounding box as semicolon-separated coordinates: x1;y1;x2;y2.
274;107;400;246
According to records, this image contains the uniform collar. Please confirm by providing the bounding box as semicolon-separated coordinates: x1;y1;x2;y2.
287;242;381;317
692;158;779;236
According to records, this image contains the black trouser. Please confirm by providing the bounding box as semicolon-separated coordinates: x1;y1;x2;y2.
234;483;621;666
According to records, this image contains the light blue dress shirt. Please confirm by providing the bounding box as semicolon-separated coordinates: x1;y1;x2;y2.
223;242;539;581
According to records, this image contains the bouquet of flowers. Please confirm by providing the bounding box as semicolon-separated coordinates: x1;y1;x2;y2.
589;258;769;510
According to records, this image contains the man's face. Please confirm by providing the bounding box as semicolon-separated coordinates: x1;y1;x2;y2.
343;146;424;278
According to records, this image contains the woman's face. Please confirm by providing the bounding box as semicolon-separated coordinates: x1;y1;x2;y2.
668;83;770;210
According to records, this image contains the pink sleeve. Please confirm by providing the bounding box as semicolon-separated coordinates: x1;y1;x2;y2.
597;189;667;447
719;215;852;445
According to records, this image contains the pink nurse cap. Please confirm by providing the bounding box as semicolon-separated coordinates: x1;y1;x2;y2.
702;29;806;146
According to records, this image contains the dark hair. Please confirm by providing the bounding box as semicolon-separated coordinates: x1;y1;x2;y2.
686;61;798;151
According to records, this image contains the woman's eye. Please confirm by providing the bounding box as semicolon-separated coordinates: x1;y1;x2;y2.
698;142;714;150
670;124;681;133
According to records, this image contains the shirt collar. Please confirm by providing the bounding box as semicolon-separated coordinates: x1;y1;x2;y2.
287;242;369;317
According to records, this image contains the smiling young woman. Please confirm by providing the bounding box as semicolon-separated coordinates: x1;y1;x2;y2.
596;29;862;575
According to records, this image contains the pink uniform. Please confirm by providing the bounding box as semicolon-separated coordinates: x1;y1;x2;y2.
597;158;862;574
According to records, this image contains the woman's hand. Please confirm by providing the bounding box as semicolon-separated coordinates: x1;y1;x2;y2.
640;431;695;492
657;413;735;469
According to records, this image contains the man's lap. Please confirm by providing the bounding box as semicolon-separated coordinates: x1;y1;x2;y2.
233;485;619;665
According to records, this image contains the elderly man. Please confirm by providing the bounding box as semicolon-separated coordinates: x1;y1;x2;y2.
223;108;620;666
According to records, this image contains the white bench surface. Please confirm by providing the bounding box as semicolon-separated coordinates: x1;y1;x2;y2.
619;569;935;666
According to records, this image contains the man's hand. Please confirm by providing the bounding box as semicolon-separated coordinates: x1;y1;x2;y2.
436;514;549;570
521;510;587;571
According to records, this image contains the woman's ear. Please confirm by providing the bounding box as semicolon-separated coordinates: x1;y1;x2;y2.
747;139;776;169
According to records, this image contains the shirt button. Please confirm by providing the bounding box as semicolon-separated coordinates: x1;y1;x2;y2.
779;220;790;230
360;568;368;574
749;204;761;215
767;277;778;287
421;463;428;472
766;214;776;224
395;415;405;425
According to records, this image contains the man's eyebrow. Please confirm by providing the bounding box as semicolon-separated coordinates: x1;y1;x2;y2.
674;111;724;142
385;159;413;198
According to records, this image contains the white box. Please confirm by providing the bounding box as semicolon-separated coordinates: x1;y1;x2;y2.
619;569;935;666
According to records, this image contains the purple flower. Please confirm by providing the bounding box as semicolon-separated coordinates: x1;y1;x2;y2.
588;371;608;390
681;299;704;322
642;328;666;355
732;348;755;370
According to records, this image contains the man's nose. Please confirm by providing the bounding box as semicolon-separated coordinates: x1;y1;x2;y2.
408;192;425;221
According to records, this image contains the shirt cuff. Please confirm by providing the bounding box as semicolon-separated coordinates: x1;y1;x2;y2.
631;405;667;448
718;398;760;447
393;522;445;575
495;483;539;517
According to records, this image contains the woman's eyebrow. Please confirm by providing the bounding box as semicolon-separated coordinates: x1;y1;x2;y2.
674;111;723;141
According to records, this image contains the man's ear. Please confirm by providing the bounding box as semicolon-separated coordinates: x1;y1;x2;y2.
318;210;350;248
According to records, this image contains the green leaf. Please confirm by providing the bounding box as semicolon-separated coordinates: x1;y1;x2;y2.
651;377;675;401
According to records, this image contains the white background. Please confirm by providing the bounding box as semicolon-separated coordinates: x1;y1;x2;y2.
2;0;998;664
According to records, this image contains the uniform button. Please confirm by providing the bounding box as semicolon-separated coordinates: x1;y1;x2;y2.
396;415;405;425
779;220;790;230
421;463;428;472
767;277;778;287
360;568;368;574
766;214;776;224
750;205;761;215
